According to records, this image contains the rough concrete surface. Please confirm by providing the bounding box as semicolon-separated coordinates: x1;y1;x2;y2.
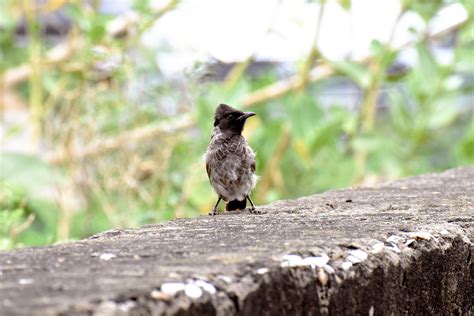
0;167;473;316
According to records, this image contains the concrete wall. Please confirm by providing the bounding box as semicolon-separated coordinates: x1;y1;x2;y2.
1;167;472;315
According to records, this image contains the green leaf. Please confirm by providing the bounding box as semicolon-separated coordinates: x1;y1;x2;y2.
285;93;323;143
310;107;348;153
428;103;459;129
133;0;151;12
417;43;438;74
90;22;106;43
0;153;65;197
405;1;444;21
252;120;284;165
351;134;384;152
339;0;351;10
369;40;384;56
389;91;413;136
407;43;440;100
332;61;371;88
455;122;474;164
0;0;16;29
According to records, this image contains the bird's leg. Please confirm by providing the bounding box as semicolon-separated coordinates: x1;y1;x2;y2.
246;196;260;214
209;196;222;216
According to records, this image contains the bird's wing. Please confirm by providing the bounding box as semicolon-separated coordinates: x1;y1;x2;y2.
251;159;256;173
206;160;211;179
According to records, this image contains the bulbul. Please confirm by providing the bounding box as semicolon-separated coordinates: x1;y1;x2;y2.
205;103;258;215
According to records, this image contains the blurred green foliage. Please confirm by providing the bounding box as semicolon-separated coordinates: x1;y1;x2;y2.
0;0;472;250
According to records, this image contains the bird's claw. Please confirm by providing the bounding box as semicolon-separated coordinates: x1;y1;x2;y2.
249;207;261;214
209;209;218;216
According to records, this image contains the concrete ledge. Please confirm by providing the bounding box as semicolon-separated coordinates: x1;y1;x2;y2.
1;167;473;315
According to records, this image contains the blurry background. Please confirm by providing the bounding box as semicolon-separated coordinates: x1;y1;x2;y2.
0;0;472;249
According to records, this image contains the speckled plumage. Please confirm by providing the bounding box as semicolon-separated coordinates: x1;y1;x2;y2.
205;104;257;215
206;127;256;201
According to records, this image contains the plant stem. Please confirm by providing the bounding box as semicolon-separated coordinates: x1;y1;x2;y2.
299;0;325;91
223;56;253;90
353;10;405;182
24;1;43;140
256;126;291;202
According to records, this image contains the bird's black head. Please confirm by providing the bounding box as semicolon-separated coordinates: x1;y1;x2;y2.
214;104;255;134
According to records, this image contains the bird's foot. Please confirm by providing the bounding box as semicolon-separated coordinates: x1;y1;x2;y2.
249;207;261;214
209;209;218;216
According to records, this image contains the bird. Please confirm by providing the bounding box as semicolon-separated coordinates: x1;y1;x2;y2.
205;103;258;215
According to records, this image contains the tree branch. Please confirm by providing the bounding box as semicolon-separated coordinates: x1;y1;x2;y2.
240;13;468;108
46;114;193;164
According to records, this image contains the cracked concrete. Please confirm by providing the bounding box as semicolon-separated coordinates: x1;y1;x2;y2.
0;167;472;315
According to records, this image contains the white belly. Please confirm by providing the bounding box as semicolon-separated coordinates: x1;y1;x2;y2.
209;157;256;201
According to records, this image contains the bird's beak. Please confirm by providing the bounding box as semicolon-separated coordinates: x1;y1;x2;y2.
239;112;256;120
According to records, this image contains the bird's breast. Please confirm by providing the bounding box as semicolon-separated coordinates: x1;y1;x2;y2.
206;133;256;201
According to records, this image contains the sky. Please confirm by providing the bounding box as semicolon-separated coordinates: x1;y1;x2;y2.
136;0;469;75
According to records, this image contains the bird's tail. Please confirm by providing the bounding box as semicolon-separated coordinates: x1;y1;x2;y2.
226;199;246;211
